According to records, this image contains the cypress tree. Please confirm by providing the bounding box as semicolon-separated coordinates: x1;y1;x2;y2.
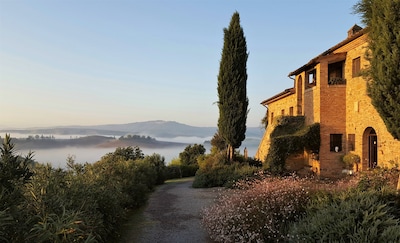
217;12;249;161
354;0;400;139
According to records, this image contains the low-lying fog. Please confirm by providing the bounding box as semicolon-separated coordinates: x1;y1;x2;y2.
11;134;260;168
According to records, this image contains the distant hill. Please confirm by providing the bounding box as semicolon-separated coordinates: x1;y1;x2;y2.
12;135;187;150
1;120;264;139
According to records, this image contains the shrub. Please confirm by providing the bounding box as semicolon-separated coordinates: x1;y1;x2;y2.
193;153;261;188
0;134;34;242
0;142;163;242
356;168;399;191
28;209;97;243
165;164;198;180
165;165;182;179
201;173;362;243
288;189;400;242
140;153;166;185
202;175;314;242
26;163;107;241
341;153;360;169
201;168;400;243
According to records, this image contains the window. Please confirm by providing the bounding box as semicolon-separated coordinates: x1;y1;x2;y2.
330;134;342;152
348;134;355;151
297;76;303;115
306;69;317;87
270;112;274;124
352;57;361;77
289;107;294;116
328;61;346;85
281;109;285;115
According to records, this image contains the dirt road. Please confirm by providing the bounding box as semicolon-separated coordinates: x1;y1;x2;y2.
119;178;222;243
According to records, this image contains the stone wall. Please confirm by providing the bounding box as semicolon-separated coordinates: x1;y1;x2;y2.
343;38;400;170
254;93;297;162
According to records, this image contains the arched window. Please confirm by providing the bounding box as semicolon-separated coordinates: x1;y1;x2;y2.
297;76;303;115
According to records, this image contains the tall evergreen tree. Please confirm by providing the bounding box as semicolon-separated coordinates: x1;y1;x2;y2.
217;12;249;161
354;0;400;139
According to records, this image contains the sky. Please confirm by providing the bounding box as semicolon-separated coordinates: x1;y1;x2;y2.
0;0;362;129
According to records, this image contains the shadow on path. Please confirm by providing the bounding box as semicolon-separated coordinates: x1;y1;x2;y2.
119;177;222;243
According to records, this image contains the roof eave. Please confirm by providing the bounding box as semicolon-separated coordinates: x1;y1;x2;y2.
288;28;368;77
261;88;295;106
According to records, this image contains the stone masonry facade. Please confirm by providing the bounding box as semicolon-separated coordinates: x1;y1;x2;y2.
255;25;400;178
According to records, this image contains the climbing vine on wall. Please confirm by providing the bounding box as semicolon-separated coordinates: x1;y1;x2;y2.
265;116;320;174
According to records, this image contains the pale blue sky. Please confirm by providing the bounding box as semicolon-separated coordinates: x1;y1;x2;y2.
0;0;361;129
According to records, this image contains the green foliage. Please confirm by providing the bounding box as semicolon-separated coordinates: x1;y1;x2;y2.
0;134;34;194
28;208;97;243
169;157;181;166
163;144;206;180
270;116;305;137
165;164;198;180
210;131;226;153
0;205;14;242
0;141;164;242
179;144;205;166
356;168;400;192
354;0;400;139
192;153;261;188
119;134;155;141
0;134;34;242
141;153;166;185
288;189;400;242
217;11;249;160
341;153;361;169
100;146;144;162
265;117;320;174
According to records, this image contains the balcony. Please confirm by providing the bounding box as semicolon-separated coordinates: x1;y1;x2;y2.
328;77;346;85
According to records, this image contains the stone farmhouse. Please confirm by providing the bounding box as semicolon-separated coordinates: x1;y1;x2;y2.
255;25;400;178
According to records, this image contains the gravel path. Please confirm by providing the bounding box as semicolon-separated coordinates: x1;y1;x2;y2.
119;177;222;243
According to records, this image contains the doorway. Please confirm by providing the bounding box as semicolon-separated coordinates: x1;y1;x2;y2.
363;127;378;169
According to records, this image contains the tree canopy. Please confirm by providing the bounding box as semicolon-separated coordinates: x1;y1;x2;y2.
217;11;249;161
179;144;206;166
354;0;400;139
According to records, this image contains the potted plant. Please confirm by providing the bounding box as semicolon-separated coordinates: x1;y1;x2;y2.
341;153;361;173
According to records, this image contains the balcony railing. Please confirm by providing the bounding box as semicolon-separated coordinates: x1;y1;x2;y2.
328;77;346;85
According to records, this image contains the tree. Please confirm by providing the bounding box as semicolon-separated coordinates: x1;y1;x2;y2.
179;144;206;166
217;11;249;162
354;0;400;139
210;131;226;154
142;153;166;185
102;146;144;162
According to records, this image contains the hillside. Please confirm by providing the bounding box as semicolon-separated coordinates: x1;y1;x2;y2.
1;120;264;139
12;135;187;150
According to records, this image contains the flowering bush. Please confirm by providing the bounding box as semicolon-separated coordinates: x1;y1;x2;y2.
202;169;400;243
202;174;318;242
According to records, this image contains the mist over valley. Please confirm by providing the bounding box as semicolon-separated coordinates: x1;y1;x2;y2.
1;120;263;167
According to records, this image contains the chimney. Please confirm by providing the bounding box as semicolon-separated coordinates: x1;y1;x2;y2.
348;24;363;38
